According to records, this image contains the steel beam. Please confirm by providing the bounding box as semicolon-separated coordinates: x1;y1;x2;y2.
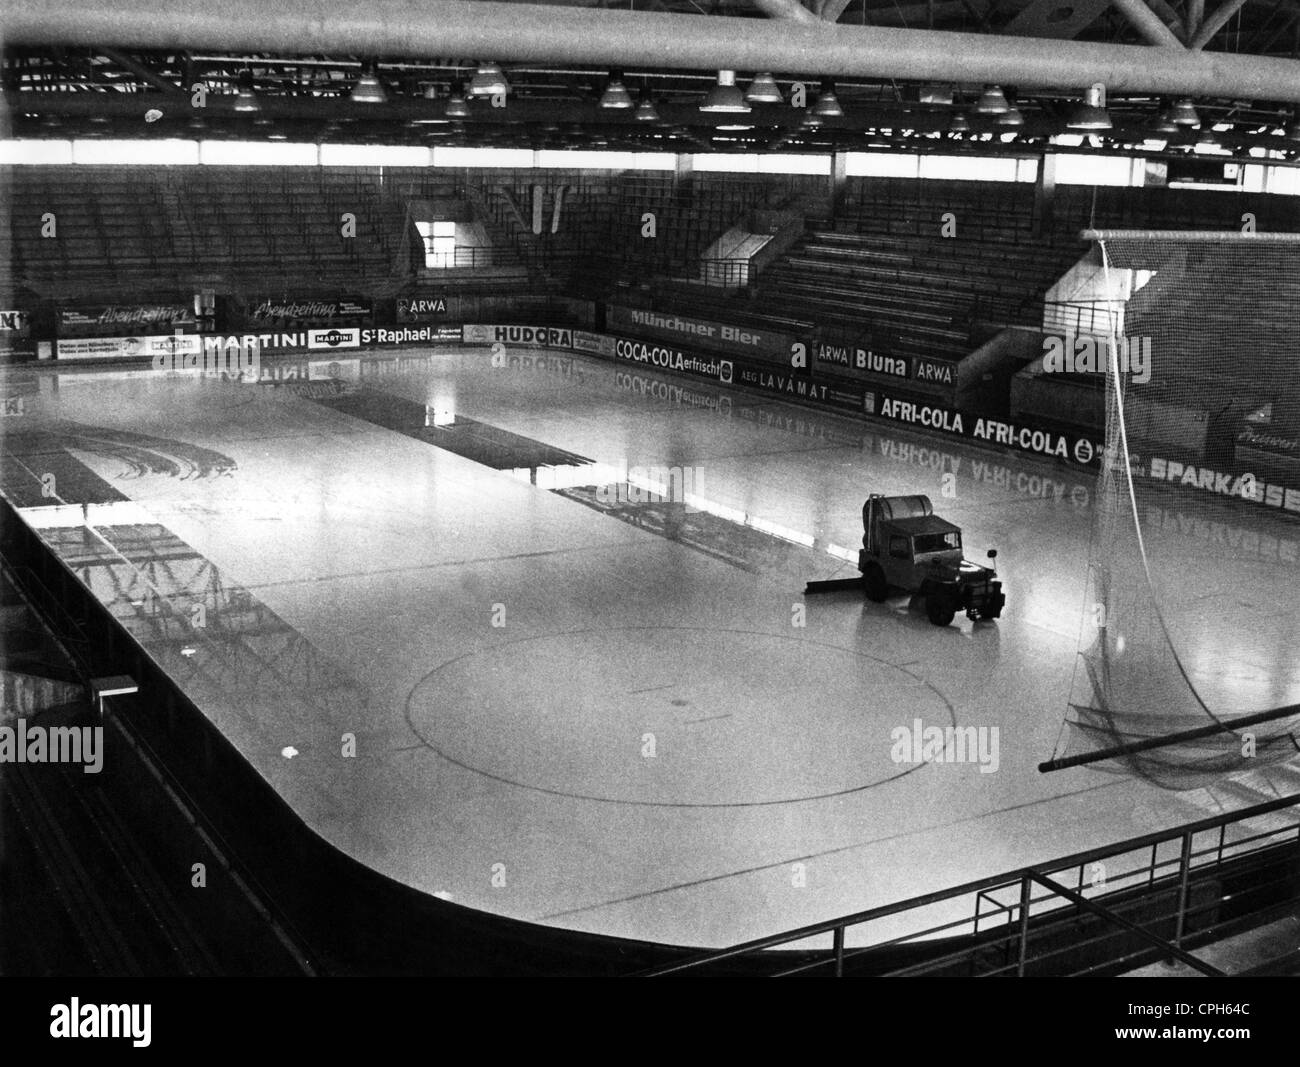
1109;0;1185;46
1190;0;1250;47
5;0;1300;102
1144;0;1188;35
819;0;856;20
751;0;820;22
100;47;186;95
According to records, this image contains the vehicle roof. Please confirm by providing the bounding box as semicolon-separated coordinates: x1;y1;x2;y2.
885;515;962;537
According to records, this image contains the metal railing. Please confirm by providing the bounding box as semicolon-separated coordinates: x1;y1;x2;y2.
1042;299;1119;337
422;246;503;269
695;258;751;288
643;790;1300;977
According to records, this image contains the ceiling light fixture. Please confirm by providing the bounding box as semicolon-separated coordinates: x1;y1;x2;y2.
1066;85;1111;131
813;81;844;119
975;85;1010;115
233;70;260;113
600;74;634;109
745;72;783;105
1152;109;1178;134
700;70;751;114
350;61;388;105
634;96;661;122
919;85;955;106
1170;97;1200;126
467;63;509;98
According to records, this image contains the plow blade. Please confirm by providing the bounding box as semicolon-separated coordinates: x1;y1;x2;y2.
803;577;864;595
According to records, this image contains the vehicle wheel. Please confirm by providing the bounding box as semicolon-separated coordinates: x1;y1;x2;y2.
926;591;956;627
863;564;888;603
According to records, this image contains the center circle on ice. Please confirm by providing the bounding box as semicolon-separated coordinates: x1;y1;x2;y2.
405;627;956;807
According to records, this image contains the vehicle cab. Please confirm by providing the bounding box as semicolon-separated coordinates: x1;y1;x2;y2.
878;515;964;588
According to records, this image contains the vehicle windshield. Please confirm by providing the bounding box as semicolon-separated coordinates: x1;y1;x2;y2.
913;531;961;554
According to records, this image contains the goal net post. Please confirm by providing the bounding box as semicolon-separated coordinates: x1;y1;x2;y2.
1043;230;1300;789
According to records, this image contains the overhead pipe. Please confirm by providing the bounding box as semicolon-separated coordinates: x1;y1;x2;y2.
5;0;1300;102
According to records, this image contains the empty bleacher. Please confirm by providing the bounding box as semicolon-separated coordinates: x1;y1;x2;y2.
1062;182;1300;234
9;163;1300;370
735;179;1073;372
5;166;416;303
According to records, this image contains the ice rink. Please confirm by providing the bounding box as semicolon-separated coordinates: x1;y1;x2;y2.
3;344;1299;948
